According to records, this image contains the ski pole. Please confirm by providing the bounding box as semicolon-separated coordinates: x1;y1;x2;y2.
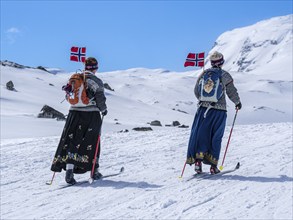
90;115;104;182
179;161;187;178
46;171;56;185
219;109;238;170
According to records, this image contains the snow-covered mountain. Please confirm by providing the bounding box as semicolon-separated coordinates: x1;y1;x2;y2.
0;15;292;219
1;15;292;140
208;14;292;77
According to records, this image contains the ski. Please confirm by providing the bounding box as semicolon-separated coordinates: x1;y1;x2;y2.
200;162;240;179
186;172;210;181
57;180;88;189
98;166;125;179
56;167;125;189
186;162;240;181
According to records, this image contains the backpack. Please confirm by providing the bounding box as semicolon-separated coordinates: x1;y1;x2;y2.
63;72;90;106
198;69;223;103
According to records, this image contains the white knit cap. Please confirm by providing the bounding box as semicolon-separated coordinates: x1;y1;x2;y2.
210;51;224;67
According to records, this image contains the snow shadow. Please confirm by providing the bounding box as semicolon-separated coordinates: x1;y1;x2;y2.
79;180;163;189
206;174;293;183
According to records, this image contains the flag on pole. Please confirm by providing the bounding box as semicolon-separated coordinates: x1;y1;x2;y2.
70;47;86;62
184;52;205;67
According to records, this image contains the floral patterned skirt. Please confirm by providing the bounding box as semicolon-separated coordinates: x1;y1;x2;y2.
51;110;102;174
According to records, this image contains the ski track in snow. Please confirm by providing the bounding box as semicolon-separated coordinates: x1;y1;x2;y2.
1;122;292;219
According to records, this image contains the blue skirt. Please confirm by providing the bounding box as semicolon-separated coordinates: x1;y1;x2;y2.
186;106;227;166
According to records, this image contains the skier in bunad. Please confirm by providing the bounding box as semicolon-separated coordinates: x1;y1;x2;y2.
186;51;242;174
51;57;107;184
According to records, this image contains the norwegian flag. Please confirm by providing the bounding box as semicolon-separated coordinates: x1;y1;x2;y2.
184;52;205;67
70;47;86;62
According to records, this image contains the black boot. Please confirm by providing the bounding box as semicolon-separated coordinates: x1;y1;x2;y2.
194;159;203;174
210;165;221;175
93;167;103;180
65;169;76;185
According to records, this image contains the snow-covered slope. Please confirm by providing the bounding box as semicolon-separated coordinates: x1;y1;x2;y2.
0;15;293;219
1;123;292;219
0;65;198;139
1;64;292;139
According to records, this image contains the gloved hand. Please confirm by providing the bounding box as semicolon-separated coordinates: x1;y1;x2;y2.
62;84;72;94
101;109;108;116
235;102;242;110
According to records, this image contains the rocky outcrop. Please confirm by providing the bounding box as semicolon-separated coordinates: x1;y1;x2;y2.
1;60;29;69
133;127;153;131
172;121;180;126
172;108;188;114
38;105;66;120
36;66;50;73
178;125;189;128
165;121;189;128
1;60;51;73
149;120;162;126
6;81;17;91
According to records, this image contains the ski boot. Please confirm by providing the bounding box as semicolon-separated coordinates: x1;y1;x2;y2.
210;165;221;175
65;169;76;185
194;160;203;174
93;167;103;180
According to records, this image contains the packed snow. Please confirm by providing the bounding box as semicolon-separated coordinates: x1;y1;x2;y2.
1;123;292;219
0;14;292;219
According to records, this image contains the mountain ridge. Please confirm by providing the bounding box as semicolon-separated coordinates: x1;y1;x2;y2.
1;15;292;139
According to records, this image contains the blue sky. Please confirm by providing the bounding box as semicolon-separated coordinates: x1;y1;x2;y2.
1;0;292;72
